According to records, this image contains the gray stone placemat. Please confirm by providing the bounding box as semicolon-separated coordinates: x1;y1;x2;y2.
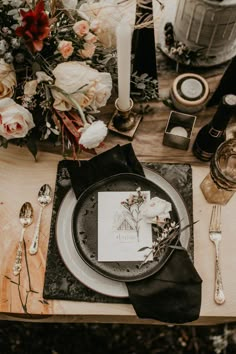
43;161;193;302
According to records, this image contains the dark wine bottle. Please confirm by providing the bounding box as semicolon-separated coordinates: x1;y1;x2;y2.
192;94;236;161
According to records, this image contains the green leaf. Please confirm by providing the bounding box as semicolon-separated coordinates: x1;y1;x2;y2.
140;73;149;80
32;62;41;75
137;83;146;90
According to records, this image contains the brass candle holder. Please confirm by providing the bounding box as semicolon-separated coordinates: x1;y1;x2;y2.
108;98;142;140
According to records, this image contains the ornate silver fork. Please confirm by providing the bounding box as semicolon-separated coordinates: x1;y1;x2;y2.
209;204;225;305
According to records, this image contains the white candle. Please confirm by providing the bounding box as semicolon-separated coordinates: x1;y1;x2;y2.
170;126;188;138
116;21;132;111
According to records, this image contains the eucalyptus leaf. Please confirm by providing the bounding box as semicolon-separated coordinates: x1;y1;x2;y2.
32;62;41;74
137;83;146;89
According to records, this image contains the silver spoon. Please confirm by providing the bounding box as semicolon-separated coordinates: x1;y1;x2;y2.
13;202;33;276
29;184;52;255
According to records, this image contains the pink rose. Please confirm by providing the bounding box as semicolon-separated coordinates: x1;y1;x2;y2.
79;43;96;59
0;98;35;140
58;40;74;59
84;32;97;44
73;20;89;37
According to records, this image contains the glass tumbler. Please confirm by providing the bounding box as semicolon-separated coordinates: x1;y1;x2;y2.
200;139;236;205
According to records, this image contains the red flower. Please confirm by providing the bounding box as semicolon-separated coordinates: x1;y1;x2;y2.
15;0;50;52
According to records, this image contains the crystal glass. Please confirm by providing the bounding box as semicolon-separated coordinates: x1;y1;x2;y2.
200;139;236;205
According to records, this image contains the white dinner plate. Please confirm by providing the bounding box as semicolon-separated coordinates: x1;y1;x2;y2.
55;167;191;298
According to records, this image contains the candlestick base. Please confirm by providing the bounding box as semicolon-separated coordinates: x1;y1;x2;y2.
108;99;142;140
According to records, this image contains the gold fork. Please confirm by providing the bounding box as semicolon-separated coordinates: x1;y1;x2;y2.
209;205;225;305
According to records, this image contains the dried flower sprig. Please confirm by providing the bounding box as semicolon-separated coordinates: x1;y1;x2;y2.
139;219;180;267
121;187;148;242
139;220;195;267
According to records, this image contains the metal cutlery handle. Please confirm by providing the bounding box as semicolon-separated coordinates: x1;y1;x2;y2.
13;227;25;276
214;240;225;305
29;206;43;255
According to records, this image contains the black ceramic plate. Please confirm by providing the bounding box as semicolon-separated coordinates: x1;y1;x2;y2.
72;173;180;282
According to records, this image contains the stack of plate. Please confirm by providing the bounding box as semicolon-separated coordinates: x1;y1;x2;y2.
55;167;191;298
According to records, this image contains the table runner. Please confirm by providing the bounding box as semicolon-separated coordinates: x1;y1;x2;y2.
43;161;193;302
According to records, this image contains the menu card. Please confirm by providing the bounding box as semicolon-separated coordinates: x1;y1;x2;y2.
97;191;153;262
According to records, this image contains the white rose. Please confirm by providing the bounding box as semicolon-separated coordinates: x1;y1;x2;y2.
142;197;172;223
0;58;16;98
51;61;112;111
0;98;35;140
79;121;107;149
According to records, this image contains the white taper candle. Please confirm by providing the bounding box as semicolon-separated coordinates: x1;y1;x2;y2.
116;21;132;111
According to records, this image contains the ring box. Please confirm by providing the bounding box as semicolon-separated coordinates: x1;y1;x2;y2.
163;111;196;150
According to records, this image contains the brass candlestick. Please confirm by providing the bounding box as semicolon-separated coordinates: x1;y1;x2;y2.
108;98;142;140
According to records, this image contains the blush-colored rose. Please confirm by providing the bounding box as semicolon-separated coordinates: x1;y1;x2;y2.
0;59;16;99
84;32;97;44
0;98;35;140
79;43;96;59
73;20;89;37
58;40;74;59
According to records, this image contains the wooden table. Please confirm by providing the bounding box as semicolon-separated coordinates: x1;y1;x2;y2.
1;53;236;325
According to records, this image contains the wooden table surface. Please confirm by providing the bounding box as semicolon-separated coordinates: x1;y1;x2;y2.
1;52;236;325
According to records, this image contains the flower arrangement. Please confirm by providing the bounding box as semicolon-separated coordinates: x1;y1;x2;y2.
0;0;118;158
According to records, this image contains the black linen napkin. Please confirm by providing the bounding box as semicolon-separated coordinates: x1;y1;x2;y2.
66;144;202;324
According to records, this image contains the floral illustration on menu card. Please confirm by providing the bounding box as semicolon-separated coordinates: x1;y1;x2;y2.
97;189;153;262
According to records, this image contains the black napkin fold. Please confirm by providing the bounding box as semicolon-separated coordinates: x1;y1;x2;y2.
67;144;144;199
127;247;202;324
66;144;202;324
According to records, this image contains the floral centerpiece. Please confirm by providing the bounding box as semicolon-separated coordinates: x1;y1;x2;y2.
0;0;119;158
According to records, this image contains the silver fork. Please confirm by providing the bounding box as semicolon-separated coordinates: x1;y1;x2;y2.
209;204;225;305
